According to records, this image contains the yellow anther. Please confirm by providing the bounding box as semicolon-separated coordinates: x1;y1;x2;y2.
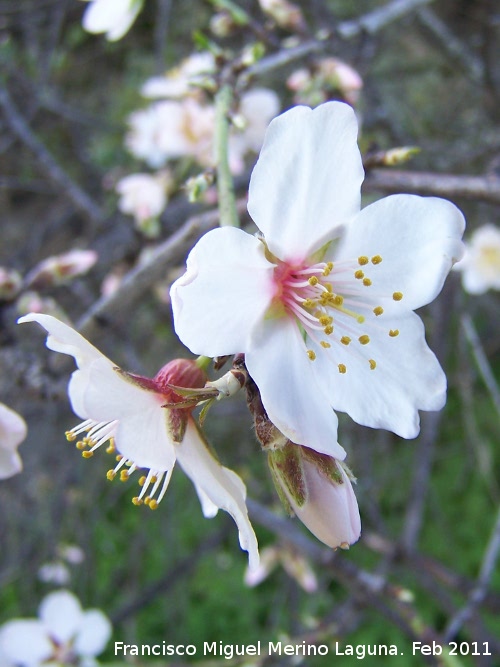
106;470;116;481
373;306;384;316
132;497;143;506
358;256;369;265
116;455;122;461
357;315;365;324
334;295;344;306
139;475;147;486
303;298;315;309
389;329;400;337
369;359;377;370
82;450;93;459
325;283;333;292
308;276;319;286
338;364;347;374
340;336;351;345
324;325;334;335
319;315;332;326
65;431;76;442
120;470;129;481
307;350;316;361
149;500;159;510
150;476;157;483
106;439;116;454
144;496;151;506
363;278;372;287
371;255;383;264
393;291;403;301
76;441;86;450
359;335;370;345
320;341;331;348
322;262;334;276
354;270;364;280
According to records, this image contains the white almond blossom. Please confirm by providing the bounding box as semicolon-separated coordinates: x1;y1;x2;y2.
116;171;171;234
80;0;143;41
0;402;26;480
141;52;216;100
17;313;259;568
171;101;465;458
126;89;279;174
455;223;500;294
0;589;111;667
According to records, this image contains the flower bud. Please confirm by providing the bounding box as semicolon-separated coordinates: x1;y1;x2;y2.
0;267;22;300
24;250;97;289
269;443;361;549
258;0;307;33
153;358;207;397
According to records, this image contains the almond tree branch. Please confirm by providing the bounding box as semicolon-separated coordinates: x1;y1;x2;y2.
363;169;500;205
0;84;104;224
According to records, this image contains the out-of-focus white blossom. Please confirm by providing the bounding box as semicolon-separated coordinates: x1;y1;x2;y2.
244;544;318;592
287;58;363;106
258;0;307;32
80;0;143;41
116;171;172;236
0;403;26;480
141;53;216;100
455;224;500;294
37;562;71;586
0;590;111;667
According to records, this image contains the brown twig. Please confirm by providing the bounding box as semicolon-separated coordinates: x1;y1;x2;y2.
364;168;500;205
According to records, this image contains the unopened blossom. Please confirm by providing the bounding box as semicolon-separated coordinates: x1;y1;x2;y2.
25;249;97;289
455;224;500;294
0;267;22;300
171;102;465;457
269;444;361;549
258;0;307;32
141;52;215;100
116;171;171;236
18;313;258;568
0;403;26;480
0;589;111;667
80;0;143;41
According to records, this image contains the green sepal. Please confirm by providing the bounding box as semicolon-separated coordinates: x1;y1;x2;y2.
268;443;307;508
302;446;344;484
165;408;188;443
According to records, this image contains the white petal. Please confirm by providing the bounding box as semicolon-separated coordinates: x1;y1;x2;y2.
18;314;104;368
0;403;26;479
83;359;176;471
335;195;465;312
289;457;361;548
176;419;260;570
0;620;52;667
323;311;446;438
39;590;83;644
248;101;363;262
74;610;112;657
246;317;345;459
82;0;141;40
171;227;275;357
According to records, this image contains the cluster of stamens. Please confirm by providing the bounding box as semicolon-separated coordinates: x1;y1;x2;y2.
65;419;168;510
275;253;404;374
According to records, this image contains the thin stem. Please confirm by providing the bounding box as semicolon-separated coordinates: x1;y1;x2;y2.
214;84;239;228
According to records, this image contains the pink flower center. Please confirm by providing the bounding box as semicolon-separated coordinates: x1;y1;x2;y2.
272;254;403;373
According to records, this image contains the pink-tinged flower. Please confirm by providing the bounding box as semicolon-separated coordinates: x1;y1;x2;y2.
0;403;26;480
25;250;97;289
0;590;111;667
17;314;259;568
268;443;361;550
0;268;22;300
80;0;143;41
171;102;465;458
454;224;500;294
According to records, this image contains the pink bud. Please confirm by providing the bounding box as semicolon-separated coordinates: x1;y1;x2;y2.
153;358;207;399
